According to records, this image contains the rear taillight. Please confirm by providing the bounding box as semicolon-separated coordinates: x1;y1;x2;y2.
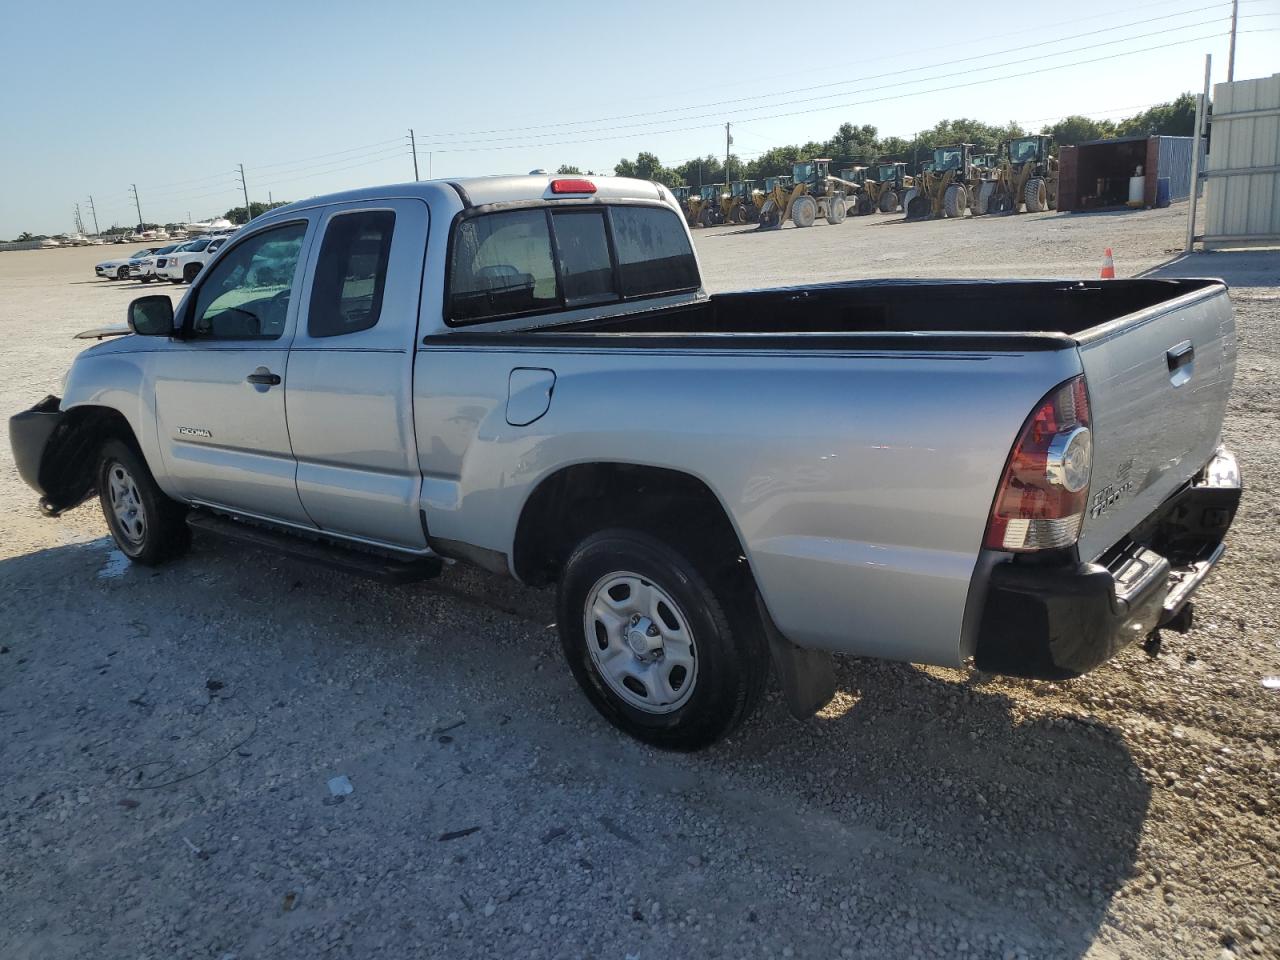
984;375;1093;552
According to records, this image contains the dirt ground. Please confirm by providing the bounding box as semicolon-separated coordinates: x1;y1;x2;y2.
1;205;1277;960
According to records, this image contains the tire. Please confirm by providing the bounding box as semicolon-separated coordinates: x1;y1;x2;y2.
1024;177;1047;213
824;193;846;224
138;276;152;284
943;184;968;218
168;278;183;284
182;262;201;283
96;439;190;566
757;199;780;229
791;195;817;227
974;181;995;216
733;205;748;224
878;189;898;213
116;266;129;280
557;528;767;750
856;194;874;216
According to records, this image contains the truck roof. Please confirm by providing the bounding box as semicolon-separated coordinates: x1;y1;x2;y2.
263;175;672;220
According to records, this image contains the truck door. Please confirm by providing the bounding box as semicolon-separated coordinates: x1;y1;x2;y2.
153;217;316;525
285;199;430;550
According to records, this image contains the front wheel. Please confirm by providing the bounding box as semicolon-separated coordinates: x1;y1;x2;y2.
96;439;190;565
557;529;767;750
182;262;201;283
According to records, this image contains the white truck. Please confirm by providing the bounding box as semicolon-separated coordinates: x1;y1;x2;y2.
157;233;231;284
11;175;1241;749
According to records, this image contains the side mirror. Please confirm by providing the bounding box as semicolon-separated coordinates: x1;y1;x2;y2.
127;295;175;336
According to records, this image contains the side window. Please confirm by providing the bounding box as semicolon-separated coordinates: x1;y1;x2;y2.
448;209;557;322
610;206;699;297
551;210;617;307
308;210;395;338
188;222;306;341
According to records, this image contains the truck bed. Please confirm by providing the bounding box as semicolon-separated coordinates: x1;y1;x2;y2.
535;277;1223;342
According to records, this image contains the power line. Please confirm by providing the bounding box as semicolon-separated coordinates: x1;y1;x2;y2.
409;18;1234;151
410;4;1236;145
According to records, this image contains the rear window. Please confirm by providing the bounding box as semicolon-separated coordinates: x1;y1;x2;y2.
449;210;559;323
308;210;395;337
610;206;698;298
446;204;696;324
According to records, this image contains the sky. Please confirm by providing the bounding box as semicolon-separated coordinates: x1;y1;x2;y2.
0;0;1275;238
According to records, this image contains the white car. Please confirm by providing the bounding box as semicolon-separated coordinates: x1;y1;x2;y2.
157;234;231;284
94;248;160;280
127;243;184;283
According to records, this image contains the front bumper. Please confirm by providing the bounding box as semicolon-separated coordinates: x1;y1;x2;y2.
9;396;98;515
974;447;1242;680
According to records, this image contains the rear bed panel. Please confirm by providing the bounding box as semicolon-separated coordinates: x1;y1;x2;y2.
1075;284;1235;561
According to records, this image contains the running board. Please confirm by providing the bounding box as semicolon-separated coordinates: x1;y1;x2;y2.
186;511;442;584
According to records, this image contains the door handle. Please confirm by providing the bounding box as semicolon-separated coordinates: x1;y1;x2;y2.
1167;340;1194;372
246;368;281;386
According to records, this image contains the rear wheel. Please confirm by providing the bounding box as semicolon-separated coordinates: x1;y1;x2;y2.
824;193;846;224
878;189;898;213
791;195;817;227
1024;176;1047;213
943;184;968;218
96;439;190;566
557;529;767;750
733;205;748;224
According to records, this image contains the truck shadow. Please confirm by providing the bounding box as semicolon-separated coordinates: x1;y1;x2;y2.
1137;249;1280;288
0;535;1148;957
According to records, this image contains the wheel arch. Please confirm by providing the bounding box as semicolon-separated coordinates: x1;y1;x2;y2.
32;403;141;514
511;461;753;591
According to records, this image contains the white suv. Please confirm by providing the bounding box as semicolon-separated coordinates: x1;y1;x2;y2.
158;234;232;284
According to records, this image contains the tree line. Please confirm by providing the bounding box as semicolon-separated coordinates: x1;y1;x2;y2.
576;94;1198;188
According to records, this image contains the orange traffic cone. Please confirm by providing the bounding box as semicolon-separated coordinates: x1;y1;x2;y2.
1100;248;1116;279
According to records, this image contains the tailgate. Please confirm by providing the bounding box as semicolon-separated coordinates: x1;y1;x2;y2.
1075;283;1236;560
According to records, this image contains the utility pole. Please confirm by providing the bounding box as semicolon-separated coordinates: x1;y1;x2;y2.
130;184;144;229
86;196;100;235
1227;0;1238;82
1185;53;1212;252
409;128;420;181
236;164;251;221
725;123;732;188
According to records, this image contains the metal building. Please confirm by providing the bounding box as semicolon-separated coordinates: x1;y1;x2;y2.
1202;72;1280;249
1058;135;1200;212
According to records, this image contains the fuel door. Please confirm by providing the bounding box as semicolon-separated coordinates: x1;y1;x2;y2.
506;367;556;426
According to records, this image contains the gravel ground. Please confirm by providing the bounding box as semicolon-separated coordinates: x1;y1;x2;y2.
1;206;1277;960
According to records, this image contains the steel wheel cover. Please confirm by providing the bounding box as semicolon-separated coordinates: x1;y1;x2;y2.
583;571;698;714
106;461;147;545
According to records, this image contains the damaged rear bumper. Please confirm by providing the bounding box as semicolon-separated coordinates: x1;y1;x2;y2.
974;447;1241;680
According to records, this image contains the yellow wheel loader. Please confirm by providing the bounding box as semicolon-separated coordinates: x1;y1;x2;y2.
757;159;857;229
904;145;977;220
687;184;725;228
988;136;1059;215
724;180;764;223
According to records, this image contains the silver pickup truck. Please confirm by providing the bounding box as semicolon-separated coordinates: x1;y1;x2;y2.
11;175;1242;749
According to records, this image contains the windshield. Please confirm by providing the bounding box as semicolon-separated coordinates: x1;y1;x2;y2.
129;248;153;258
792;162;816;183
878;164;898;181
933;148;963;171
1009;139;1040;164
